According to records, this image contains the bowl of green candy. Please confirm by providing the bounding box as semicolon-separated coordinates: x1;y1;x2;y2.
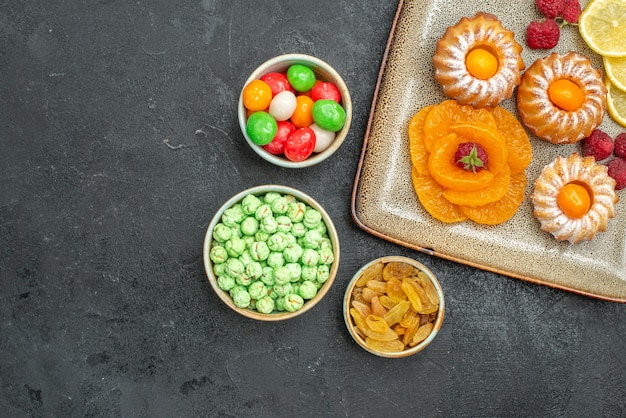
203;185;340;321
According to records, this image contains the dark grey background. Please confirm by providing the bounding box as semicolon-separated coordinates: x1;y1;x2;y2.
1;1;625;417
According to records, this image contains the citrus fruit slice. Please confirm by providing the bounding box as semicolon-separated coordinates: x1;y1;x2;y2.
408;105;436;175
443;165;511;207
411;167;467;223
422;100;497;152
450;123;508;175
489;107;532;174
579;0;626;57
606;78;626;128
603;56;626;92
460;171;527;225
428;133;495;192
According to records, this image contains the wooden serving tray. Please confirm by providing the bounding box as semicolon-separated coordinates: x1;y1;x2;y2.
351;0;626;302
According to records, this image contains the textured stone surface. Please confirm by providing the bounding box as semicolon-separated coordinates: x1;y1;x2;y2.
1;0;625;416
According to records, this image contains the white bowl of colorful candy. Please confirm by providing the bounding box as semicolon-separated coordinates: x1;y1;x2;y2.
238;54;352;168
203;185;340;321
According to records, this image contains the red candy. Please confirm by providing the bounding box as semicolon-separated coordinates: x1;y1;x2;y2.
260;72;294;96
284;127;316;162
311;81;341;103
263;120;296;155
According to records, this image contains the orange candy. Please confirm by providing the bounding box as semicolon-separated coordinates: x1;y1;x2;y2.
548;79;585;111
290;95;315;128
465;47;498;80
557;182;591;219
242;80;273;111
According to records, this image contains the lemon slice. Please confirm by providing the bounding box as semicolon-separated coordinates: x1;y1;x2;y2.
606;78;626;128
579;0;626;57
604;56;626;92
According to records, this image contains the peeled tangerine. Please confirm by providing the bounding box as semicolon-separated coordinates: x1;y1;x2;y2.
408;100;532;225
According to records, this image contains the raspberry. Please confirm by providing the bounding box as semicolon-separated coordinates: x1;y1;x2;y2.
607;158;626;190
614;133;626;159
536;0;566;19
455;142;488;173
561;0;581;24
526;19;560;50
582;129;614;161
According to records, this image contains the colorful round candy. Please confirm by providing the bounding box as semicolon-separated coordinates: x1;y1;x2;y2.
260;72;293;95
284;127;316;162
263;120;296;155
269;90;297;121
311;81;341;103
242;80;273;111
310;123;336;153
287;64;316;92
246;111;278;145
290;95;315;128
311;99;346;132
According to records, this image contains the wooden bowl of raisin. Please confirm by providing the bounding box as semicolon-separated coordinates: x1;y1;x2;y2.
343;256;445;358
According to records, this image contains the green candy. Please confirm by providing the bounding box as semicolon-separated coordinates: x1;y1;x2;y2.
246;111;277;145
273;282;292;297
283;243;303;263
317;265;330;283
225;258;245;277
286;64;316;92
212;223;232;243
286;202;306;222
285;262;302;282
274;266;292;285
318;247;334;265
209;245;228;264
248;281;267;300
298;280;318;300
283;294;304;312
240;216;259;236
249;241;270;261
217;275;236;291
231;287;251;308
301;265;317;281
241;194;262;215
225;236;246;257
275;216;292;233
245;261;263;280
312;99;346;132
256;296;275;314
267;252;285;268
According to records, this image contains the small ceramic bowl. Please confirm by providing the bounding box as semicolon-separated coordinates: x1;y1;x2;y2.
238;53;352;168
343;256;445;358
203;185;340;321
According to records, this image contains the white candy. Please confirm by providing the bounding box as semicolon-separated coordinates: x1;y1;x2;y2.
268;90;297;121
310;123;336;153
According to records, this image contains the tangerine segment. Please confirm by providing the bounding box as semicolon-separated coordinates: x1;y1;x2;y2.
423;100;497;152
443;165;511;207
489;106;532;173
428;133;495;192
408;105;436;175
460;171;527;225
450;123;508;175
411;167;467;223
